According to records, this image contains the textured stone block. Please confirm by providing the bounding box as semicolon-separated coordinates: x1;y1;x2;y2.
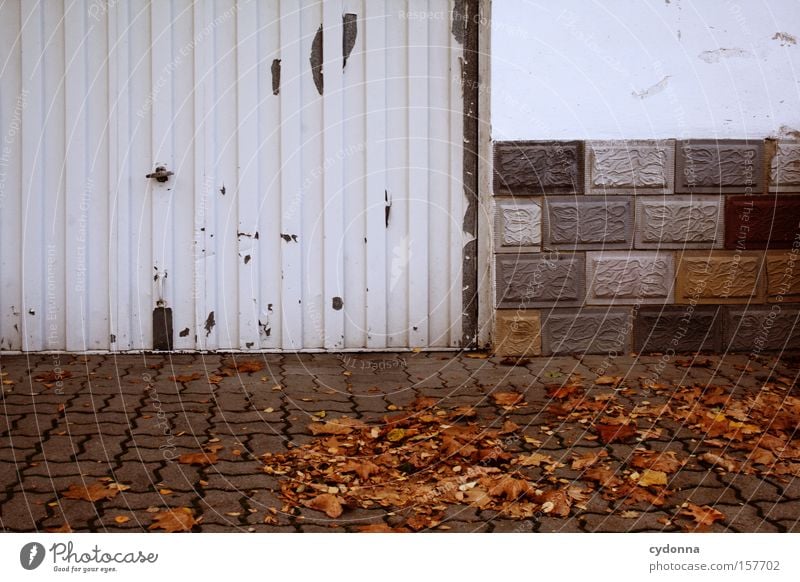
542;196;633;249
675;251;765;304
768;140;800;193
766;252;800;302
542;308;632;355
724;306;800;352
493;141;582;195
586;252;674;304
494;310;542;357
585;139;675;194
676;139;763;194
635;195;724;249
634;306;723;353
725;195;800;249
493;198;541;251
495;253;585;308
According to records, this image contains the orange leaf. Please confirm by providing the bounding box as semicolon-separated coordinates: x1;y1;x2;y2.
595;422;637;444
224;359;264;373
571;450;608;470
169;372;202;383
594;375;622;386
491;391;524;407
308;417;364;436
341;460;381;481
305;493;343;518
62;481;121;502
680;502;725;529
178;452;218;466
148;507;197;532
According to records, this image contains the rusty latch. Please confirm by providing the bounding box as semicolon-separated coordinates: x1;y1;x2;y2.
146;165;174;183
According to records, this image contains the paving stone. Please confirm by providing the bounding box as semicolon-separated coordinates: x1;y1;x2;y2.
493;141;582;195
724;306;800;352
542;307;632;355
493;198;542;251
494;310;542;357
0;494;49;530
586;251;674;304
634;306;724;353
543;198;633;253
585;139;675;195
725;195;800;249
675;251;766;304
767;139;800;192
676;139;763;194
495;253;585;308
635;195;724;249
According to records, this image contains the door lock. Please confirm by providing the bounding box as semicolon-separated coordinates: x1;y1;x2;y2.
146;165;174;183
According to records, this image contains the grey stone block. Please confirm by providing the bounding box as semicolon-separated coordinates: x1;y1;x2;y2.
585;139;675;194
768;140;800;193
635;195;724;249
675;139;763;194
495;253;585;308
493;198;542;252
724;306;800;352
634;306;724;353
542;196;633;250
493;141;582;195
542;307;633;355
585;251;675;305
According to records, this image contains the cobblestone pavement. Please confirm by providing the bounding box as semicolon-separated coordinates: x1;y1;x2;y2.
1;351;798;533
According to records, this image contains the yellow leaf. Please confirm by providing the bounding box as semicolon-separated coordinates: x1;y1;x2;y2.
113;515;130;524
387;428;406;442
638;469;668;487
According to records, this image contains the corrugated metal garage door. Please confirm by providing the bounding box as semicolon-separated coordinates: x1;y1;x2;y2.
0;0;477;352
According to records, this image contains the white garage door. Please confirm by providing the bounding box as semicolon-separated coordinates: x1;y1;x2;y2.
0;0;478;352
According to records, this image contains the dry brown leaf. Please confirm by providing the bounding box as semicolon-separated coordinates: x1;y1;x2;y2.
594;375;622;386
546;383;582;399
148;507;197;532
357;523;404;533
341;460;381;481
571;450;608;470
34;370;73;382
595;422;637;444
308;417;364;436
178;452;218;466
62;481;121;502
487;477;534;500
225;359;264;373
45;523;73;533
679;502;725;529
113;515;130;524
491;391;524;407
305;493;343;518
698;452;739;472
630;450;683;474
518;452;556;467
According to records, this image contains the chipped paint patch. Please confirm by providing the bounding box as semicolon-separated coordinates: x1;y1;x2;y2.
698;47;754;63
772;32;797;46
204;311;216;337
271;59;281;95
631;75;671;99
310;25;323;95
343;14;357;68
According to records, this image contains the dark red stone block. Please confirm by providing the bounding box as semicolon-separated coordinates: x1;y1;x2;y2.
725;195;800;249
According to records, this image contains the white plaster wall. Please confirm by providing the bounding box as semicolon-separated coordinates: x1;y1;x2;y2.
491;0;800;140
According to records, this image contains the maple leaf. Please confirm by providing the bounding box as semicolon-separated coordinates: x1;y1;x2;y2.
224;359;264;373
679;502;725;529
341;460;381;481
148;507;197;532
517;452;557;468
630;450;683;474
488;477;534;500
571;450;608;470
546;383;582;399
594;375;622;386
305;493;344;518
491;391;525;407
308;417;364;436
178;452;218;466
538;489;572;517
749;448;775;465
595;421;637;444
357;523;405;533
584;466;624;489
34;370;73;382
62;481;122;502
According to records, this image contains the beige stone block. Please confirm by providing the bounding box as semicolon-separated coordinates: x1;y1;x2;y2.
675;251;765;304
766;251;800;302
493;310;542;357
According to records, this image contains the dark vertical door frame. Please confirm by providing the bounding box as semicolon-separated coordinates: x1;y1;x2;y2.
461;0;480;348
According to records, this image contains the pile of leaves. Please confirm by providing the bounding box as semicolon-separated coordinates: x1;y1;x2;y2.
264;368;799;531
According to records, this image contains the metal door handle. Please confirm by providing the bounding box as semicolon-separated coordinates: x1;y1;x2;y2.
146;166;174;183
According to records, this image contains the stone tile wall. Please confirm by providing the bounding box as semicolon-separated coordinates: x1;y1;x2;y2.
492;139;800;356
